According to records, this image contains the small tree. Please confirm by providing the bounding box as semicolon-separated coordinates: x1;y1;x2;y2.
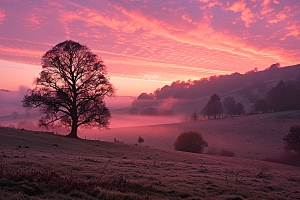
12;111;19;119
181;111;199;122
174;131;208;153
137;136;144;145
283;126;300;155
190;111;199;121
200;105;208;120
223;97;236;116
235;102;245;116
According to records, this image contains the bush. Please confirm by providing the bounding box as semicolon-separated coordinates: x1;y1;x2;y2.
174;131;208;153
283;125;300;155
137;136;144;145
219;148;235;157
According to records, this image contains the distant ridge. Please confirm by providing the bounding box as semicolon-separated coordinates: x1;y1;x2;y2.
135;63;300;100
0;89;11;92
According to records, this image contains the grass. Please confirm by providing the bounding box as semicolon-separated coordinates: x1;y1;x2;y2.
1;126;300;199
0;163;198;199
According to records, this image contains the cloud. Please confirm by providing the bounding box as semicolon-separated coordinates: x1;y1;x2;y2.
241;8;256;27
261;0;271;7
227;0;247;12
226;0;256;27
0;86;29;116
0;0;299;86
0;10;5;24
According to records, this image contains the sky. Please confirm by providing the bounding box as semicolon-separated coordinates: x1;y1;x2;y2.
0;0;299;96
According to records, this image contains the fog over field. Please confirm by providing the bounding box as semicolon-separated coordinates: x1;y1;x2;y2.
0;87;181;131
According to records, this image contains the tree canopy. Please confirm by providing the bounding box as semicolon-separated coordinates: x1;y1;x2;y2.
22;40;114;138
223;97;236;116
283;125;300;155
204;94;223;119
266;80;300;112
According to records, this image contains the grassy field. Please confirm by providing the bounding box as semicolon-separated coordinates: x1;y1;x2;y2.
1;125;300;199
99;110;300;161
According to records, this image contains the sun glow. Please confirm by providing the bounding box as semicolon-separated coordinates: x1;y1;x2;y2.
0;0;299;95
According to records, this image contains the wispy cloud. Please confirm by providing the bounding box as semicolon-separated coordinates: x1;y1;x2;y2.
0;0;299;86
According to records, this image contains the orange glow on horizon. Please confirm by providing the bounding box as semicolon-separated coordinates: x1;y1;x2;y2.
0;0;299;96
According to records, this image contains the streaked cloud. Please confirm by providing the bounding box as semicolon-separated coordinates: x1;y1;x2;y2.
0;0;299;87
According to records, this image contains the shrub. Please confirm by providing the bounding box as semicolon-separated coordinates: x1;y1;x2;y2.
137;136;144;145
283;125;300;155
219;148;235;157
174;131;208;153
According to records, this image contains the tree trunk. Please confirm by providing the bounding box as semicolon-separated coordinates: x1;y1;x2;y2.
66;118;78;138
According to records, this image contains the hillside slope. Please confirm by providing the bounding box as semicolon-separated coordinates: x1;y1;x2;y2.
98;110;300;160
1;127;300;199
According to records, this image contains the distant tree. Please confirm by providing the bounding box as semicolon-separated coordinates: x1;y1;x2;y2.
255;99;268;113
266;80;300;112
283;126;300;155
267;80;285;111
235;102;245;116
266;63;280;70
22;40;115;138
137;136;144;145
140;107;159;115
244;67;258;74
128;107;139;115
223;97;236;116
174;131;208;153
190;111;199;121
206;94;222;119
12;111;19;119
180;114;190;122
137;93;154;100
200;105;208;120
181;111;199;122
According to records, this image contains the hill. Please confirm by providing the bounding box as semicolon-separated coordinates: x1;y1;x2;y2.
128;64;300;115
1;126;300;199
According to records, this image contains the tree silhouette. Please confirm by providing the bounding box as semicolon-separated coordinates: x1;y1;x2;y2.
22;40;114;138
266;80;300;112
137;136;144;145
200;105;208;120
283;125;300;155
255;99;268;113
235;102;245;116
12;111;19;119
206;94;222;119
223;97;236;116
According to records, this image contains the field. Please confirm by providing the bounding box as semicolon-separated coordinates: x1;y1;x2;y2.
1;110;300;199
99;110;300;161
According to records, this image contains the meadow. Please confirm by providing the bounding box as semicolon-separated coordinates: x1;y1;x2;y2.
1;110;300;199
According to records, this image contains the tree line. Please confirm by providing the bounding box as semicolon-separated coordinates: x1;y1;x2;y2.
182;94;245;122
254;80;300;113
137;63;300;100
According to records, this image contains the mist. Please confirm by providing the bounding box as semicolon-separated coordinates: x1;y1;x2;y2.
0;86;29;116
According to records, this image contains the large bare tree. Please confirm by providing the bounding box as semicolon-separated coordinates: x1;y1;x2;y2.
23;40;115;138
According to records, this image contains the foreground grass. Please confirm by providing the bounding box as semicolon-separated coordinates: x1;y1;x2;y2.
0;127;300;199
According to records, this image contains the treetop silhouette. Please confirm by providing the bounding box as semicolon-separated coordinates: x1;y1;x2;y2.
22;40;115;138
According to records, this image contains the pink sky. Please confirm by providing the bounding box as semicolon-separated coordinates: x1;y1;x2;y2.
0;0;299;96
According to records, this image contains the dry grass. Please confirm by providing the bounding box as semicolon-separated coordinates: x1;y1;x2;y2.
1;127;300;199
